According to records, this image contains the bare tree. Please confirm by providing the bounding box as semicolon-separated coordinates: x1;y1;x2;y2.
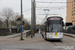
0;8;15;28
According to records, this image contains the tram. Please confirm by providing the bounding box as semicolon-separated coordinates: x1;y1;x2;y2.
40;16;64;40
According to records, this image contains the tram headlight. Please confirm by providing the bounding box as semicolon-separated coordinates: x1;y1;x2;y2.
50;33;53;35
60;33;63;35
49;33;51;35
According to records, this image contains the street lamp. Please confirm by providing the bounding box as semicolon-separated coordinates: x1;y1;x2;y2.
43;9;50;19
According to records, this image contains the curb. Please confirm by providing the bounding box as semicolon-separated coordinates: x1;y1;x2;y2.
64;33;75;38
6;31;30;39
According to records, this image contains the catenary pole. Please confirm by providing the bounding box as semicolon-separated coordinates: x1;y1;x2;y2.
31;0;36;38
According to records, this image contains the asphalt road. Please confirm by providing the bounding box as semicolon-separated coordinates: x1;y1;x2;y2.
0;32;75;50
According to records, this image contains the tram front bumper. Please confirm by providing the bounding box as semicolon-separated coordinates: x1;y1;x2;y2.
46;35;63;40
46;38;63;40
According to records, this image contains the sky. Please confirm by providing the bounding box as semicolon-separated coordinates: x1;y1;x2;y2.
0;0;67;24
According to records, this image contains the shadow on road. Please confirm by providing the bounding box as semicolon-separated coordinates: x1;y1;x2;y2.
45;40;62;42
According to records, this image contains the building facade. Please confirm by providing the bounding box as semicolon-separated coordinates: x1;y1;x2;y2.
67;0;75;25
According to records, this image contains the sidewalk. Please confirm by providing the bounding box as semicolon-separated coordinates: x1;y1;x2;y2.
0;30;30;40
5;32;43;41
64;33;75;38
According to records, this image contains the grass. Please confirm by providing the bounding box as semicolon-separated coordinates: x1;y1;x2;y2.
19;38;24;41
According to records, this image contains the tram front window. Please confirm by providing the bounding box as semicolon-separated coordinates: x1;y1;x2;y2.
47;24;62;32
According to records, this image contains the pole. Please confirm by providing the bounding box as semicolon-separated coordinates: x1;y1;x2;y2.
46;13;48;19
7;17;8;29
65;0;68;30
31;0;36;38
65;16;66;30
44;9;50;21
20;0;24;40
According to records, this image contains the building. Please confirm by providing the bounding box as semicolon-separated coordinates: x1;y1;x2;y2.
67;0;75;25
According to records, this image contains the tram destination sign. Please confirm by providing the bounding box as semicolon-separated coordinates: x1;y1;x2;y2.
48;18;60;20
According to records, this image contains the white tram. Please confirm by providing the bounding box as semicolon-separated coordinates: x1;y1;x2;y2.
40;16;64;40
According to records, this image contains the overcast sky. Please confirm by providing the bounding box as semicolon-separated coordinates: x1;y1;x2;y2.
0;0;67;24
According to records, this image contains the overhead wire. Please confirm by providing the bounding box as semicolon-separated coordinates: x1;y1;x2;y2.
39;2;66;24
36;0;68;24
16;9;31;14
39;0;53;24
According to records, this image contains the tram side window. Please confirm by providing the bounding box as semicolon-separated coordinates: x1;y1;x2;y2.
46;25;52;32
47;26;48;32
49;25;51;32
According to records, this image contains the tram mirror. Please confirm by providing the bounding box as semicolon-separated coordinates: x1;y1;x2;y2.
62;22;64;26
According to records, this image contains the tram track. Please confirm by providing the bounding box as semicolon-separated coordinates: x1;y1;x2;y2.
63;37;74;50
51;33;75;50
64;35;75;42
41;32;74;50
45;40;63;50
51;42;62;50
45;37;74;50
50;40;74;50
61;36;74;50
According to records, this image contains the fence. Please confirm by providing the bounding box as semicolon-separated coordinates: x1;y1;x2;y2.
0;29;17;36
26;30;31;37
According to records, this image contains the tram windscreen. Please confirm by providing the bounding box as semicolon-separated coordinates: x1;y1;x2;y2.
47;20;63;32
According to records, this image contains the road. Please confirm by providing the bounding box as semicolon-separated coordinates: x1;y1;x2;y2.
0;32;75;50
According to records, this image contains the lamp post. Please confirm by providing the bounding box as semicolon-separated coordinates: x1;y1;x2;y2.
44;9;50;19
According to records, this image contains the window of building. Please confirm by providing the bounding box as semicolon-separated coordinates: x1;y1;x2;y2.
72;20;74;22
74;13;75;15
73;20;75;22
74;0;75;2
74;10;75;12
73;17;74;18
74;7;75;9
72;14;73;16
71;17;74;19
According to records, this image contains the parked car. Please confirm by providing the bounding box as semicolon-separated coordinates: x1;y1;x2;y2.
66;25;75;34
